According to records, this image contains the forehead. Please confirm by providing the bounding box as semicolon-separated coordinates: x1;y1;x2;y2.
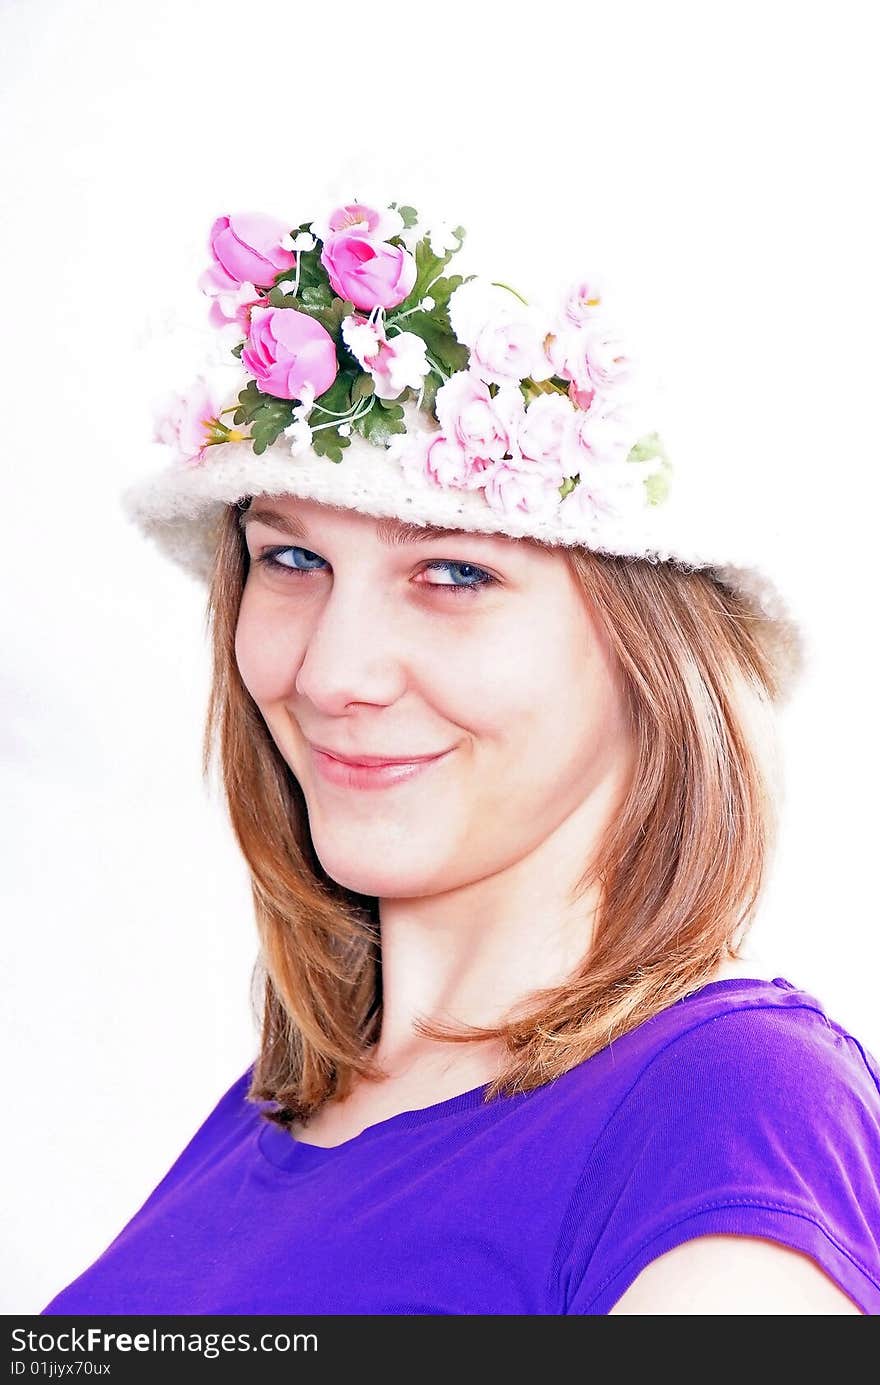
238;498;541;553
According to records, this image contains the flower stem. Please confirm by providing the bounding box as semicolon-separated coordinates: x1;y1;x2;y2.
490;280;529;306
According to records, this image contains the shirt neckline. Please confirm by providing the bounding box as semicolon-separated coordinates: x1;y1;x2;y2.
256;975;796;1170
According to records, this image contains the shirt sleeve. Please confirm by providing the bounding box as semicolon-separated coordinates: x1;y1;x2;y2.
561;1003;880;1314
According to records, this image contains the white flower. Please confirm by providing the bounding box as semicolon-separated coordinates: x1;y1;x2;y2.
341;313;429;399
341;314;384;367
285;418;313;455
425;218;461;257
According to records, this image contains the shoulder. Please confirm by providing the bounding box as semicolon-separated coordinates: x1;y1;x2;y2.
617;985;880;1142
609;1233;863;1314
562;986;880;1314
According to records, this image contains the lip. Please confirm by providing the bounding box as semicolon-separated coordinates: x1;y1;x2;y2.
309;744;452;791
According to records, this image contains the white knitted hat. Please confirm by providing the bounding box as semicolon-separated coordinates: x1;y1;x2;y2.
121;199;806;703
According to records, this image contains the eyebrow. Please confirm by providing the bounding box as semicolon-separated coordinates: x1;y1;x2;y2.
238;503;487;548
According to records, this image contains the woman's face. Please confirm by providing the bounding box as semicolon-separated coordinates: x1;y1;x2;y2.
235;496;634;898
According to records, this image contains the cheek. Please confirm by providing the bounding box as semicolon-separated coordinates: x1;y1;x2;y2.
234;594;303;706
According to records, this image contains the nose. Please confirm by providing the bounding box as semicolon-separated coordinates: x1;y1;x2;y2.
294;572;409;714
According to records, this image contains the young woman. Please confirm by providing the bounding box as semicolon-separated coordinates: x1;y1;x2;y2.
41;199;880;1315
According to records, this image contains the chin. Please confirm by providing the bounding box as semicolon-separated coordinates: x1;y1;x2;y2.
310;836;454;900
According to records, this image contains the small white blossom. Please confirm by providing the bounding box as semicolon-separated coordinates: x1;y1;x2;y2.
285;419;313;455
426;219;461;257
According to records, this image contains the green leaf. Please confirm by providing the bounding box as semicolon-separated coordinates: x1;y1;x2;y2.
230;341;244;359
418;371;442;418
231;380;295;452
644;469;672;506
299;283;334;311
626;432;673;506
626;430;667;465
399;312;469;376
311;369;358;420
351;398;407;446
309;427;350;463
267;284;298;309
390;203;419;228
559;475;579;501
393;226;466;316
308;295;355;338
350;372;375;405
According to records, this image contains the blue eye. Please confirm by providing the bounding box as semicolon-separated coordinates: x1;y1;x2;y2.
253;546;496;596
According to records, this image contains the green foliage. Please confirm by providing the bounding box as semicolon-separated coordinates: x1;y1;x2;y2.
309;427;351;463
232;381;294;455
389;203;419;228
312;371;357;418
351;397;407;446
417;371;443;418
559;475;579;500
626;430;673;506
309;295;355;339
393;310;469;378
350;373;375;405
393;226;466;316
267;284;297;309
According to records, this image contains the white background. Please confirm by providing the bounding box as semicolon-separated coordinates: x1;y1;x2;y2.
2;0;878;1314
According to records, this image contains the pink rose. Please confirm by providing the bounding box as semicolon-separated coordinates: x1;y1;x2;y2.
241;306;338;401
200;213;296;290
481;462;564;518
545;318;633;398
434;371;524;463
561;278;604;327
389;428;493;492
311;202;405;244
558;464;649;530
518;395;575;478
560;405;634;473
448;279;554;386
320;232;417;310
152;375;235;465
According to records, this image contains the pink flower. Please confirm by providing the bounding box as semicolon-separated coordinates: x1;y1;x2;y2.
388;428;493;492
560;404;635;473
558;464;649;531
481;462;564;518
201;278;263;332
448;279;553;386
340;314;429;399
518;394;576;477
152;375;238;465
320;232;417;310
200;213;296;290
545;317;633;399
241;306;338;401
310;202;405;244
434;371;525;463
561;278;604;327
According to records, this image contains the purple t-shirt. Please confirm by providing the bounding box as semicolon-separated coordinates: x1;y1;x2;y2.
42;977;880;1315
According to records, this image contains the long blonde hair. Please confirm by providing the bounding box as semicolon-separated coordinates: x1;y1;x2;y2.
202;501;795;1127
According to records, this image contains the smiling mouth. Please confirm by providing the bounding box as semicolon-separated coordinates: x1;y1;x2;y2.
309;745;450;768
308;744;453;791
